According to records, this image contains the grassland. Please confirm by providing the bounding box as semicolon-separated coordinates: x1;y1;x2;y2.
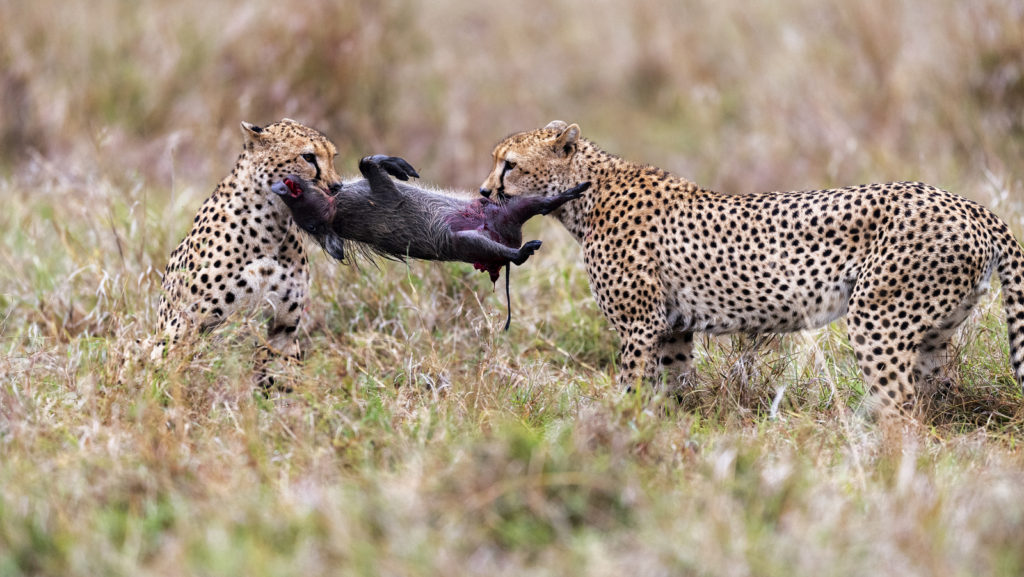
2;0;1024;575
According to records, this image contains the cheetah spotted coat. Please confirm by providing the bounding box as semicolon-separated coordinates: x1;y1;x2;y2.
157;119;342;360
481;120;1024;419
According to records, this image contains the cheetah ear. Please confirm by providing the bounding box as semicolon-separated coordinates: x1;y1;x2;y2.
240;121;267;148
553;123;580;158
544;120;569;131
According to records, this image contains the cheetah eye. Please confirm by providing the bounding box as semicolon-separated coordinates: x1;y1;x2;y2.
503;160;516;172
302;153;317;164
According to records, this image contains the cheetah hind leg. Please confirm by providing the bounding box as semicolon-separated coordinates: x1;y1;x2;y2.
914;291;984;406
845;289;923;421
847;327;921;422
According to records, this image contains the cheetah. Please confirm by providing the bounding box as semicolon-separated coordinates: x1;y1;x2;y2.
157;118;342;362
480;120;1024;419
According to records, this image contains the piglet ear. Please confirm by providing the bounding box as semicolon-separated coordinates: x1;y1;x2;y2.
553;123;580;158
324;234;346;261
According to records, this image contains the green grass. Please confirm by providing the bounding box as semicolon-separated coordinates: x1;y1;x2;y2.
3;0;1024;574
4;170;1024;575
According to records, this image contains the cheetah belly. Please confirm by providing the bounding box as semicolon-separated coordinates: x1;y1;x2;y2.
664;276;856;335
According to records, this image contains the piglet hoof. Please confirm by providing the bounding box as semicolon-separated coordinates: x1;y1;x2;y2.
513;240;543;265
360;154;420;181
538;181;591;215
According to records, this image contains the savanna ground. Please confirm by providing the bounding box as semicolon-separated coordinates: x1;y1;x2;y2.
2;0;1024;575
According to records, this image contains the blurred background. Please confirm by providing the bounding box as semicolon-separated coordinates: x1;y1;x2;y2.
1;0;1021;198
4;3;1024;573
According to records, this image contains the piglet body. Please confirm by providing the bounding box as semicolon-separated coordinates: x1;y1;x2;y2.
272;155;589;328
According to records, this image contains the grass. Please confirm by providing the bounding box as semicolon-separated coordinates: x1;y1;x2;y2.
2;0;1024;574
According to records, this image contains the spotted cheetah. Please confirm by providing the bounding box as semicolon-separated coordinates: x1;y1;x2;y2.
157;118;342;361
480;120;1024;419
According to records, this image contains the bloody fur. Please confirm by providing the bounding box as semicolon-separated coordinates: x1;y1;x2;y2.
274;155;589;329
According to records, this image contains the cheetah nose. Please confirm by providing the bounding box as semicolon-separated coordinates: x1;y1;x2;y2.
479;187;492;198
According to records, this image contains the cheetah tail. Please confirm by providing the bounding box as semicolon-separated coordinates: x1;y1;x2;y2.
997;230;1024;392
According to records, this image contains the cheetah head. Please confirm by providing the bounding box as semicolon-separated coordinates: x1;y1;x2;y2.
480;120;580;202
240;118;344;200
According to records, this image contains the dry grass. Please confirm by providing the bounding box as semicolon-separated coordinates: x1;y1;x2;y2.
2;0;1024;575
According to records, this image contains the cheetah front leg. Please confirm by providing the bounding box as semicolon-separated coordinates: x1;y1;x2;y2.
263;274;308;359
617;324;663;392
253;281;307;392
228;255;308;389
658;331;695;389
585;247;668;393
